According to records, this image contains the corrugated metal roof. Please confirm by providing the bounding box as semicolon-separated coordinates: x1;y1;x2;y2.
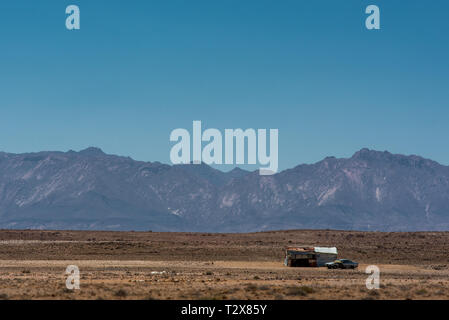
314;247;337;254
286;246;338;254
286;246;314;252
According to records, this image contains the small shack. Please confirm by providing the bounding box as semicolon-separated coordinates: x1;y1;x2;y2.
284;246;337;267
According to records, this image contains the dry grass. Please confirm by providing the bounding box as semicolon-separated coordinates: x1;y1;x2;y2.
0;229;449;300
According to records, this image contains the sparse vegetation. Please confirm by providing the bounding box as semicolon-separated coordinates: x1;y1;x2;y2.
415;289;428;296
286;286;316;296
0;230;448;300
114;289;128;297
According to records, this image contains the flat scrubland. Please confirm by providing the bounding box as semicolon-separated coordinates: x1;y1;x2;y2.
0;229;448;300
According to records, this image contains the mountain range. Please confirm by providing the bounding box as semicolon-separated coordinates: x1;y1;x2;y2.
1;147;448;232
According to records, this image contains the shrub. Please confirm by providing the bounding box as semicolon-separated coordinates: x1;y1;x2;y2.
415;289;428;296
114;289;128;297
245;283;258;291
286;286;315;296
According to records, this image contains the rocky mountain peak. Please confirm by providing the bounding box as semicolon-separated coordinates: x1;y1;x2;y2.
78;147;106;157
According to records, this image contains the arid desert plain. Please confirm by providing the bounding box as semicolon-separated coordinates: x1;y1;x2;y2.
0;229;448;300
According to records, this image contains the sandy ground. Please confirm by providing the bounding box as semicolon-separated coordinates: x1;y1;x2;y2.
0;230;448;300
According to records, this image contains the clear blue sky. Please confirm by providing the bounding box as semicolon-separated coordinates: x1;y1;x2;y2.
0;0;448;171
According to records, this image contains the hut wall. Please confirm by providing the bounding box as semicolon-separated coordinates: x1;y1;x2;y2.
316;253;337;266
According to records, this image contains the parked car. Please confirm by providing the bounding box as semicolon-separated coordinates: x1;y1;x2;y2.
326;259;358;269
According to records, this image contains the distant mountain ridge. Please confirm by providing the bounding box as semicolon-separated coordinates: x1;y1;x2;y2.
0;147;448;232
